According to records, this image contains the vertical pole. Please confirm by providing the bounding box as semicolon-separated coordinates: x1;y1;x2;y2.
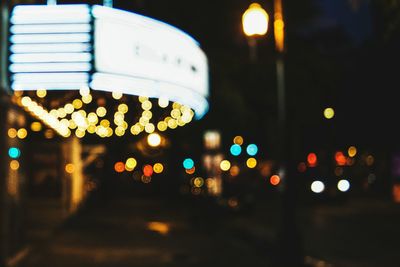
273;0;304;265
247;37;257;63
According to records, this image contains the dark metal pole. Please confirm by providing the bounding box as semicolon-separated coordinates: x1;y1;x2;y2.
273;0;305;265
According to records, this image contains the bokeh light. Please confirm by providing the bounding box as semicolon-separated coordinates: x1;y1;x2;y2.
307;153;317;167
10;160;20;171
324;107;335;119
220;160;231;171
246;144;258;156
183;158;194;170
143;165;154;176
147;133;161;147
114;162;125;173
230;144;242;156
153;163;164;174
337;179;350;192
8;147;21;159
246;158;257;168
311;180;325;193
125;158;137;171
233;135;244;145
65;163;75;174
270;175;281;186
348;146;357;157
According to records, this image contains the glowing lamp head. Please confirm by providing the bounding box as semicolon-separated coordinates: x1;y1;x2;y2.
147;133;161;147
242;3;269;37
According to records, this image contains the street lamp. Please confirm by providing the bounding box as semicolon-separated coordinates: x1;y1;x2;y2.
242;3;269;62
242;1;304;266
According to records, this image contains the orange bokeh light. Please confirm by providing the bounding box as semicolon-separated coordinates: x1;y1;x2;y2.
114;162;125;173
270;175;281;186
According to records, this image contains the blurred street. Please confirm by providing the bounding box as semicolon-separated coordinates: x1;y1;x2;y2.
15;192;400;267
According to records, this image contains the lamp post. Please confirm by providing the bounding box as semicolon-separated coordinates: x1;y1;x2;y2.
242;3;269;63
242;2;304;266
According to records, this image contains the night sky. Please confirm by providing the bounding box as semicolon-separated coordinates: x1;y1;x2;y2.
33;0;400;153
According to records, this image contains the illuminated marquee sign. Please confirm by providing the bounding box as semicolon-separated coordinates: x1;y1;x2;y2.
9;5;209;119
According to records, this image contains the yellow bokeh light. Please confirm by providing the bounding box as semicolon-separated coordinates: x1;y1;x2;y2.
8;128;17;138
96;107;107;117
87;125;96;134
100;119;110;128
118;103;129;114
193;177;204;188
246;158;257;168
64;103;74;114
10;160;20;171
171;108;181;119
87;112;98;124
82;94;92;104
220;160;231;171
31;122;42;132
65;163;75;174
348;146;357;157
153;163;164;174
172;102;181;110
142;110;153;120
147;132;161;147
115;127;125;137
138;96;148;103
125;158;137;171
157;121;168;132
145;123;155;134
72;99;83;109
233;136;244;145
17;128;28;139
112;91;123;100
167;119;178;129
130;124;142;135
57;108;67;118
324;107;335;119
75;129;85;138
36;89;47;98
142;100;152;111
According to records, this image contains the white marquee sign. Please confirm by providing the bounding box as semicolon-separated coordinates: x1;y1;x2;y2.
9;4;209;118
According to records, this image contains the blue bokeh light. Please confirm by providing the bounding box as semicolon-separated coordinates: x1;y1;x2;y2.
183;158;194;169
8;147;21;159
230;144;242;156
246;144;258;156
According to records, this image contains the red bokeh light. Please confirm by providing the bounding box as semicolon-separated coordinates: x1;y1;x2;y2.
307;153;317;167
143;164;154;176
335;151;347;166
